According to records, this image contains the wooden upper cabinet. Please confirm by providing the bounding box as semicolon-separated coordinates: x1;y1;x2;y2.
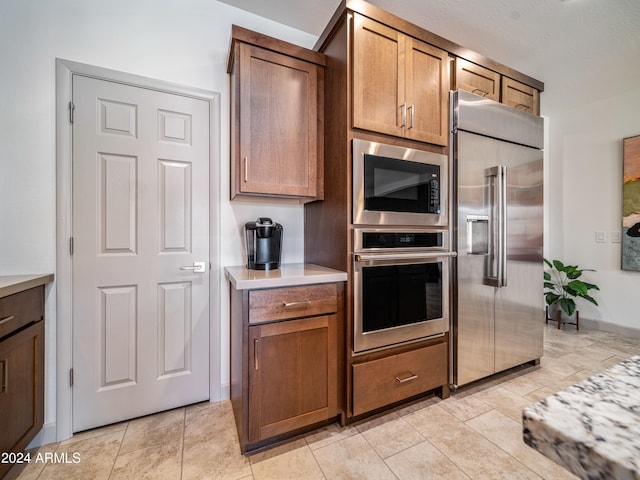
229;26;325;202
405;37;449;145
352;16;404;138
455;58;540;115
352;14;448;146
501;77;540;115
454;58;500;101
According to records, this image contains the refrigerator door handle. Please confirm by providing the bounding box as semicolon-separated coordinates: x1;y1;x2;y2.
483;166;507;287
498;166;507;287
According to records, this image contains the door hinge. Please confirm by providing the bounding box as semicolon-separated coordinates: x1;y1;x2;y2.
70;368;74;387
69;237;74;255
69;101;75;123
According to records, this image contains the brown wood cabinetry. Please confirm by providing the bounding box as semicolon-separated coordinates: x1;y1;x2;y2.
0;285;46;479
305;0;544;422
352;338;448;416
248;315;337;442
353;14;449;146
501;76;540;115
230;282;344;453
228;26;325;202
454;58;500;101
454;58;540;115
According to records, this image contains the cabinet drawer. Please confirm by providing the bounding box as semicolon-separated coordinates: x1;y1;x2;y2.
249;283;337;324
0;286;44;339
352;342;447;416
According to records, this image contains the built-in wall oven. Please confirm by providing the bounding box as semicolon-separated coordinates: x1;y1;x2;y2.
353;228;455;353
352;139;448;227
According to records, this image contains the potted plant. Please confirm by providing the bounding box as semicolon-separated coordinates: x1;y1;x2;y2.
543;258;600;318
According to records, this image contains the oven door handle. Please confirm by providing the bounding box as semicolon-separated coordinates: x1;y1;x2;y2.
354;251;457;262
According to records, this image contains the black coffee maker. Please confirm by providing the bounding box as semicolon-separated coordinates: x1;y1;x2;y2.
244;217;283;270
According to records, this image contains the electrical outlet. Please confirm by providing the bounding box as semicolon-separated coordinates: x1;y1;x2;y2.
611;231;622;243
595;231;606;243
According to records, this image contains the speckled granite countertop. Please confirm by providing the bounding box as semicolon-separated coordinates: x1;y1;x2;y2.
523;354;640;479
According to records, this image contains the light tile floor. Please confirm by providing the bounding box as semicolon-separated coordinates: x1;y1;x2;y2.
8;324;640;479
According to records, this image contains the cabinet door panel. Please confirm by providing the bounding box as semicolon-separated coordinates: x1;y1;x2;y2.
0;321;44;459
352;14;404;137
248;315;337;442
501;77;539;115
405;38;449;145
238;44;319;197
455;58;500;101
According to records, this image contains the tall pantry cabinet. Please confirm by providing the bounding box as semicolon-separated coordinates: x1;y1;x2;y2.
305;0;544;420
305;2;453;421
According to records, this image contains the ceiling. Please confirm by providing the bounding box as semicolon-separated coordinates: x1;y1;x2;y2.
219;0;640;115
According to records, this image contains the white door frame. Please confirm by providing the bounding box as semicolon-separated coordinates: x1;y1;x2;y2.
55;58;221;441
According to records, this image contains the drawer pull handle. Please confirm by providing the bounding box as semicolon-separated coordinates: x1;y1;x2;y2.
0;315;15;326
395;373;418;383
254;339;259;370
1;359;7;393
472;88;489;97
282;300;311;308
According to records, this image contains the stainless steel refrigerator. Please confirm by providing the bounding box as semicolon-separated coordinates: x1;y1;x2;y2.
451;90;544;388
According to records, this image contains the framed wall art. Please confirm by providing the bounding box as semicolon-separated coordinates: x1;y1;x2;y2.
623;135;640;271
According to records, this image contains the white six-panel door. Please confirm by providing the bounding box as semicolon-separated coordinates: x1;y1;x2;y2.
72;75;210;431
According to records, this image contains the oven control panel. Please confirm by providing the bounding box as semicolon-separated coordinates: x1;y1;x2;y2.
361;231;444;249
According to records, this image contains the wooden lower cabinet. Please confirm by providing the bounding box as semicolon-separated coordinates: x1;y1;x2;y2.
230;282;343;453
0;284;46;479
248;315;337;442
351;338;448;417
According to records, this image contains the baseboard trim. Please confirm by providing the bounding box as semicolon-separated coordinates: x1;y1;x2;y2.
219;382;230;401
579;317;640;339
27;422;58;449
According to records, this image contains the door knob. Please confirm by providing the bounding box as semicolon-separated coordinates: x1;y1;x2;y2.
180;262;206;273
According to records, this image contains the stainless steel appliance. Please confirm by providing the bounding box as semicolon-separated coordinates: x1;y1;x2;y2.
353;227;455;353
244;217;283;270
352;139;448;227
451;90;544;387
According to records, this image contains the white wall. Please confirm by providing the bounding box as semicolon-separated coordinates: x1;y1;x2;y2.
545;86;640;331
0;0;315;438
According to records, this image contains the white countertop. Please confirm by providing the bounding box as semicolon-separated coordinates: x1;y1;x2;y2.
523;354;640;479
0;274;54;298
225;263;347;290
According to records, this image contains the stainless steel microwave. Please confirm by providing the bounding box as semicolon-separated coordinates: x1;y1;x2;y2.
352;139;448;227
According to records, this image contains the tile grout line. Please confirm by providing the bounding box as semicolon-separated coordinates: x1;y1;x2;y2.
179;408;186;480
107;421;129;480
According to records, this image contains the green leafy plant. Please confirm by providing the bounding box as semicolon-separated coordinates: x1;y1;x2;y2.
543;258;600;317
